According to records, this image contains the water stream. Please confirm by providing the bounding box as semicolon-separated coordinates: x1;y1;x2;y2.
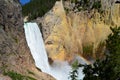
24;22;86;80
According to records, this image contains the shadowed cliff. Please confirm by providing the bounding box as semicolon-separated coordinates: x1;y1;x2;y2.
0;0;55;79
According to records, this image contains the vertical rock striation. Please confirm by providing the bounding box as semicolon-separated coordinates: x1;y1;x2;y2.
0;0;55;79
37;0;120;61
0;0;32;73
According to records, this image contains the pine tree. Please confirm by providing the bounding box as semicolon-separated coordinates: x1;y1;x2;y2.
22;0;57;21
83;27;120;80
70;27;120;80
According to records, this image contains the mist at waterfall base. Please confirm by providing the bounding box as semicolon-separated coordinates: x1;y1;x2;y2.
24;22;87;80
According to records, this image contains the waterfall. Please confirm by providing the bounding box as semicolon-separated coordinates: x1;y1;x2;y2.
24;22;50;72
24;22;85;80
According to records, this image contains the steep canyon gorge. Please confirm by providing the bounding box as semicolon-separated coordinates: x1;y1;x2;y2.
0;0;120;80
37;0;120;61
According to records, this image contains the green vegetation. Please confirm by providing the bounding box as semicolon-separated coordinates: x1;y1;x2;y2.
69;69;78;80
70;27;120;80
4;71;36;80
92;1;102;12
105;27;120;75
70;0;102;12
83;44;94;59
22;0;57;21
22;0;103;20
83;44;93;55
71;0;78;3
69;60;79;80
95;42;105;58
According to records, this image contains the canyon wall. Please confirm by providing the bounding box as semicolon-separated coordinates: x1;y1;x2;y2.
37;0;120;61
0;0;54;79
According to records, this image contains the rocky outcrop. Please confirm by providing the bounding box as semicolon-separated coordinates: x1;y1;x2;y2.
0;0;32;75
0;0;29;72
0;75;11;80
0;0;55;79
37;0;120;61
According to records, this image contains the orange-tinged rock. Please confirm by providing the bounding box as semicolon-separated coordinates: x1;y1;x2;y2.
40;1;120;62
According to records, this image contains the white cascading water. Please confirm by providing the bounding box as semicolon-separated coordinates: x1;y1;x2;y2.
24;22;86;80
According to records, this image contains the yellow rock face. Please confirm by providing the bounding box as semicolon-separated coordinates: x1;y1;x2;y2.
41;1;120;61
